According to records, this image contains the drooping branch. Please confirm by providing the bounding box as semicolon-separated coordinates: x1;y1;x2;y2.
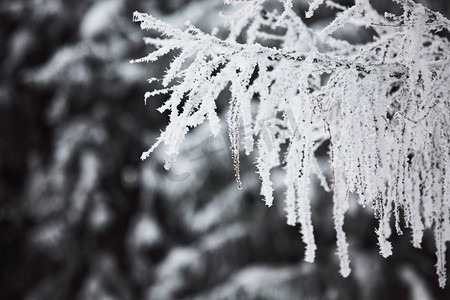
134;0;450;288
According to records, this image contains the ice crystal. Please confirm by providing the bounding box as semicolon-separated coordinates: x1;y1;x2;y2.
133;0;450;287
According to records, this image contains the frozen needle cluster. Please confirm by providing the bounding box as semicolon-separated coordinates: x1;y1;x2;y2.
133;0;450;287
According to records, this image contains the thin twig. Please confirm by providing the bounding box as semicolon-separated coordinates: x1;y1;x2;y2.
389;105;418;123
282;125;299;164
370;22;404;28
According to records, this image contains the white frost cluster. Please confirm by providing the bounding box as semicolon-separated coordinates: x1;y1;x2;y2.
133;0;450;287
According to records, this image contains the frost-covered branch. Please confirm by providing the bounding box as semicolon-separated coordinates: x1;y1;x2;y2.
133;0;450;287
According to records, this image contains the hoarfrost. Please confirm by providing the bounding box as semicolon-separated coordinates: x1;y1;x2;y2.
134;0;450;287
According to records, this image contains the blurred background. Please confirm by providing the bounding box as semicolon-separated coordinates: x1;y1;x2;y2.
0;0;449;299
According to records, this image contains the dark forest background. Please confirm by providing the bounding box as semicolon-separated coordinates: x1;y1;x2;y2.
0;0;449;299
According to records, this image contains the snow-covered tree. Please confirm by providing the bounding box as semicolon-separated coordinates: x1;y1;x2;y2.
133;0;450;287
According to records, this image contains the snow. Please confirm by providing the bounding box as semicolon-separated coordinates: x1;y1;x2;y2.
80;0;122;39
